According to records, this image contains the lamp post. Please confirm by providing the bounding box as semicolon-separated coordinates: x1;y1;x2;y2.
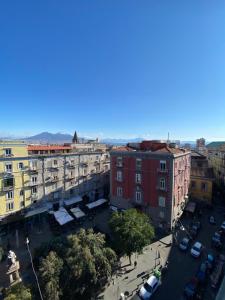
26;238;44;300
177;219;192;240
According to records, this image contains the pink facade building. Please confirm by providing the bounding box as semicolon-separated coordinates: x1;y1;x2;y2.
110;141;191;230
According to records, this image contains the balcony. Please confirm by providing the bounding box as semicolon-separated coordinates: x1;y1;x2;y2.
48;166;58;172
116;163;123;168
45;176;58;184
2;184;14;192
157;168;168;173
80;162;88;168
156;186;168;192
66;164;75;169
31;193;39;201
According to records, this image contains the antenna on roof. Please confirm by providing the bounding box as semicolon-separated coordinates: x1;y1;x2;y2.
167;132;170;144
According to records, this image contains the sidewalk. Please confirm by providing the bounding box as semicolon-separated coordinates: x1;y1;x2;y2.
101;234;172;300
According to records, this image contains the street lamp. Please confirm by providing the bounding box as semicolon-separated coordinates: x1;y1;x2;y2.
26;238;44;300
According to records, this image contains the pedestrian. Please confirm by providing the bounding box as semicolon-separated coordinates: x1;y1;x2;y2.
134;261;137;268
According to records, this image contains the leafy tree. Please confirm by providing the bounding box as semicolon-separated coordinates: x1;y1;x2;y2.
39;251;63;300
0;246;4;262
63;228;117;299
4;283;32;300
109;208;154;264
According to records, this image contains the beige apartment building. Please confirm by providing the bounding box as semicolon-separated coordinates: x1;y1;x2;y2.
0;141;110;220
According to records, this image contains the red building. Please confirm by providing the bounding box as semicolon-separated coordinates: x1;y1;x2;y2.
110;141;191;230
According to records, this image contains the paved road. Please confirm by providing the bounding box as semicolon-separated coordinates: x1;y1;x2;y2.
149;206;225;300
103;205;225;300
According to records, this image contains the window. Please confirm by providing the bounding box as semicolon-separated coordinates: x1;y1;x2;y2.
117;170;122;182
20;201;25;208
160;160;166;171
32;176;37;183
117;187;123;197
136;159;142;170
6;201;14;211
30;160;37;169
6;191;13;199
20;190;24;197
191;181;196;189
117;157;123;167
201;182;207;192
159;211;165;219
136;173;141;184
158;196;166;207
5;163;12;173
159;178;166;190
4;148;12;156
31;186;37;194
136;191;142;203
53;160;58;166
18;162;24;170
3;177;14;189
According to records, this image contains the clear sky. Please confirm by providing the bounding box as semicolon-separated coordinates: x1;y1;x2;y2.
0;1;225;141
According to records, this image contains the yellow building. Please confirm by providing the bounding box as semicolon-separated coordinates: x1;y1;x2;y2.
190;151;214;203
207;142;225;188
0;141;31;218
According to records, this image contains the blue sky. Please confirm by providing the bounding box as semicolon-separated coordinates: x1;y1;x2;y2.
0;1;225;141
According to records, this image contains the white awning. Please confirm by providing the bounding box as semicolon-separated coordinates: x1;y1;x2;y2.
86;198;108;210
25;207;48;218
70;207;86;219
53;207;74;225
64;195;83;206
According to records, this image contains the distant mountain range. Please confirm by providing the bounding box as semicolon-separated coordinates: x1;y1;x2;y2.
0;131;197;146
24;132;73;144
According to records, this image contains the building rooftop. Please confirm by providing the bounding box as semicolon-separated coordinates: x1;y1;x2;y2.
191;151;206;159
28;145;72;151
206;141;225;149
111;141;188;155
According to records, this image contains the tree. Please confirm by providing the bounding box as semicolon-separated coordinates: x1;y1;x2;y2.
63;228;117;299
109;208;154;264
4;283;32;300
39;251;63;300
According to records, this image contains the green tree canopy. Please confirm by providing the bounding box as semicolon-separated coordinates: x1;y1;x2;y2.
4;283;32;300
39;251;63;300
109;208;154;263
63;228;117;299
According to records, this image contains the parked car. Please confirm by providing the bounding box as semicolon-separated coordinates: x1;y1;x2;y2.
209;216;216;225
179;237;190;251
183;277;199;299
205;254;215;273
139;275;161;299
190;223;200;238
220;221;225;231
212;232;221;244
191;242;203;258
196;263;207;284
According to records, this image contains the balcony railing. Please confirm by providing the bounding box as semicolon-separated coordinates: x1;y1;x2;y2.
47;166;59;172
157;168;168;173
2;185;14;192
31;194;38;200
67;164;75;169
116;163;123;167
156;186;168;192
